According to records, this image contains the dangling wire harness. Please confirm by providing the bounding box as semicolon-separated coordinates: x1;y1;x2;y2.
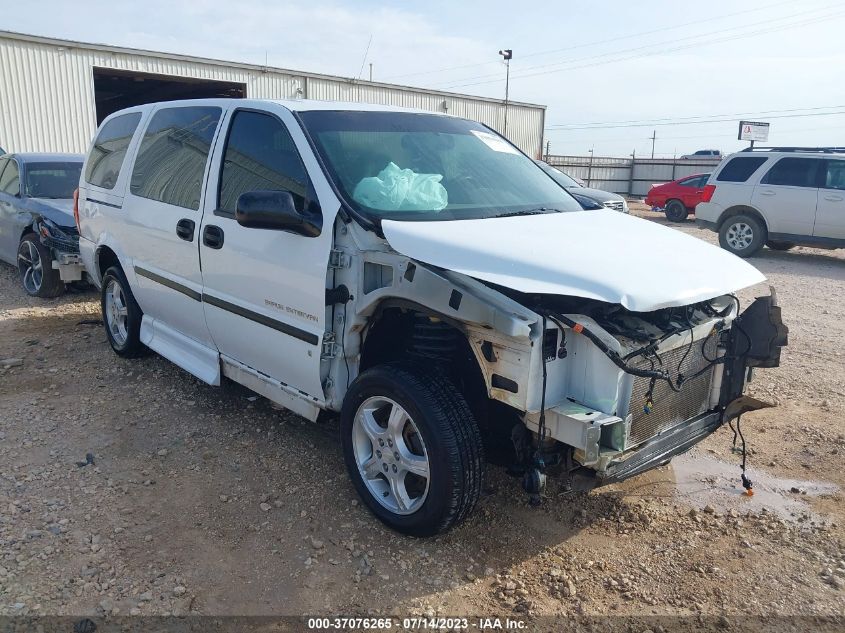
545;312;681;391
544;299;759;496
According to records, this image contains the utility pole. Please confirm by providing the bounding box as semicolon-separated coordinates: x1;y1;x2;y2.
650;130;656;159
544;140;551;162
369;63;373;82
499;49;512;137
587;147;594;188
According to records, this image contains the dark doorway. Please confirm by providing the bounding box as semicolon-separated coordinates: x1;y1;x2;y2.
93;68;246;124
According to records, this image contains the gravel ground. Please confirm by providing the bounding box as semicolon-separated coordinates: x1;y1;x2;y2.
0;211;843;625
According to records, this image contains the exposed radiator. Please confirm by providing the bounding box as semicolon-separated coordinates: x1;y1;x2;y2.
627;336;718;447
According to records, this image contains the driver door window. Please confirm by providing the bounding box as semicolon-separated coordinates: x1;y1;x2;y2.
217;110;310;217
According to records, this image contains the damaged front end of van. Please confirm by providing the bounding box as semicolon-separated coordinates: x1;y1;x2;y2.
368;210;788;496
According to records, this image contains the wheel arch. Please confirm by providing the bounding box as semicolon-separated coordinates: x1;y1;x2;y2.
19;223;35;239
345;258;536;416
359;300;491;427
95;244;122;283
717;205;769;233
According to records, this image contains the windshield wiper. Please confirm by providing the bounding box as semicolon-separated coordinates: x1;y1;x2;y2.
495;207;561;218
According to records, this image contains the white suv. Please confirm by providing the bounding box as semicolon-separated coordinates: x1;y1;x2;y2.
75;99;786;535
696;147;845;257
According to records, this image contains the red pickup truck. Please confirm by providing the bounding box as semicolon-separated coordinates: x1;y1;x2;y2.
645;173;711;222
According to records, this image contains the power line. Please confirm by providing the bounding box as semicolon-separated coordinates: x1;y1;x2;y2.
381;0;795;81
356;34;373;81
546;104;845;130
545;109;845;132
440;7;844;89
555;123;845;144
443;8;843;88
443;5;843;88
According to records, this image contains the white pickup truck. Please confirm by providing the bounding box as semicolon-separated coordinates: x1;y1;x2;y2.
75;99;787;536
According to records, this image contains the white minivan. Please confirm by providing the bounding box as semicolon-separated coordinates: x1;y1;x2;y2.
76;99;786;535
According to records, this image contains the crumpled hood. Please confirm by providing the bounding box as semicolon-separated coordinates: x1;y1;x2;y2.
29;198;75;227
382;210;766;312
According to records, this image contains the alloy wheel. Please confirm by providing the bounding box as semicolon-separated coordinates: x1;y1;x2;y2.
352;396;430;515
104;278;129;347
726;221;754;250
18;240;43;294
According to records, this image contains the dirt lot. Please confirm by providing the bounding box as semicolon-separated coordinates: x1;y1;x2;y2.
1;211;843;627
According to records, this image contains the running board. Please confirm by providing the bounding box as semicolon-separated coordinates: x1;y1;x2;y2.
220;356;322;422
140;316;221;386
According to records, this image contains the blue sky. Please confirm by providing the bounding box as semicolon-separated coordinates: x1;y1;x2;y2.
4;0;845;156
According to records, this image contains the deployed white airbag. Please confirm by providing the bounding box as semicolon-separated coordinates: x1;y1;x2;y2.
353;162;448;212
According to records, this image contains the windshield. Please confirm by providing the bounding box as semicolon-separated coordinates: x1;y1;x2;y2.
534;160;581;188
25;162;83;199
298;111;582;221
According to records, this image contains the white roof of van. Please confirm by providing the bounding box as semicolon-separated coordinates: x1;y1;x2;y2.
120;98;445;116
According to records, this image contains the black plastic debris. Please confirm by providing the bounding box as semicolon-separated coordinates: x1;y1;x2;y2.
74;618;97;633
75;452;95;468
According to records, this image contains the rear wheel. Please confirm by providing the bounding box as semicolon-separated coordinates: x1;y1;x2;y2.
719;214;766;257
101;266;146;357
766;240;795;251
341;362;484;536
664;199;689;222
17;234;64;298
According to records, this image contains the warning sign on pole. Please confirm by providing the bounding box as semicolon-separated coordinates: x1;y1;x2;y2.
738;121;770;142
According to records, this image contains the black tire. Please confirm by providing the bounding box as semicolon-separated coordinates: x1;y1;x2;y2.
341;362;484;536
17;234;64;298
664;199;689;222
718;214;766;257
100;265;146;357
766;240;795;251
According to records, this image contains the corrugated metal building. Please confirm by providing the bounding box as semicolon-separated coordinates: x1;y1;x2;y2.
0;31;546;157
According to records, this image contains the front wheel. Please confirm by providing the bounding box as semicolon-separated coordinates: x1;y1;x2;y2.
341;362;484;536
17;234;64;298
719;214;766;257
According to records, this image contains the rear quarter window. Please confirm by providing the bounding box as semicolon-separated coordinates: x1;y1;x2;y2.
85;112;143;190
716;156;768;183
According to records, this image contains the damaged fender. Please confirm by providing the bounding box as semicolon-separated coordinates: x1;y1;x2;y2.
720;289;788;422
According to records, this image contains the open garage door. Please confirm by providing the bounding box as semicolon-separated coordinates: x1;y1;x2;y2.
93;68;245;124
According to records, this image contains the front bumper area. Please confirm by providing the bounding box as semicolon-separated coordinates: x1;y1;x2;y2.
51;252;85;282
593;410;721;486
32;216;86;283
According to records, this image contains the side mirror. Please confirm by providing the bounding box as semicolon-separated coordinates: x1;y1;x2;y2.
235;190;322;237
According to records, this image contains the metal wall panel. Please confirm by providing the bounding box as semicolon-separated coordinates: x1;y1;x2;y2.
0;32;545;156
547;154;721;196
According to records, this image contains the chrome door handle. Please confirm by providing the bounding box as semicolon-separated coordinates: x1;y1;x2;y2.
824;195;844;202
